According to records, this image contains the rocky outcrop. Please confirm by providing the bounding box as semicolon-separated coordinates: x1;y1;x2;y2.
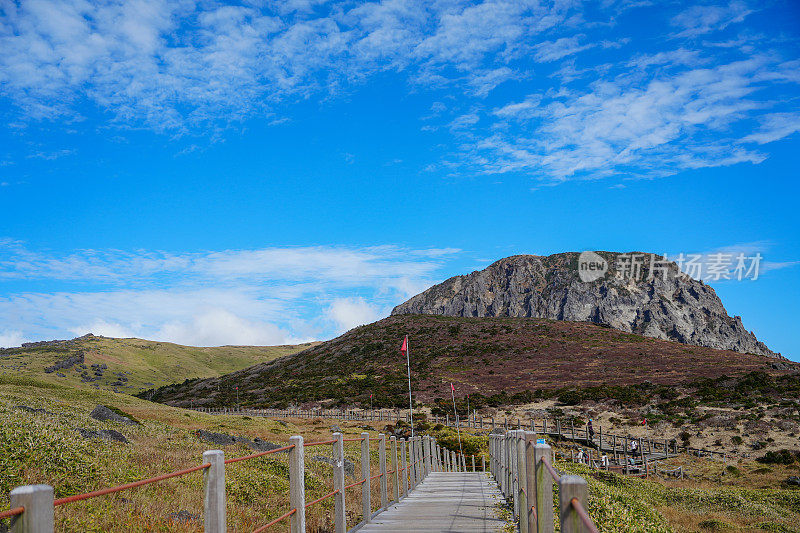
392;252;779;358
44;351;85;373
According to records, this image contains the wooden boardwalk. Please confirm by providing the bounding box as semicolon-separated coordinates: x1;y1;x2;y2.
358;472;507;533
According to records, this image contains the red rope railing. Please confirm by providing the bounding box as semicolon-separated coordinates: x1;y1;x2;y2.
252;508;296;533
344;478;366;490
540;457;561;482
305;489;339;508
571;498;600;533
0;507;24;520
304;439;336;447
225;444;295;465
53;463;211;506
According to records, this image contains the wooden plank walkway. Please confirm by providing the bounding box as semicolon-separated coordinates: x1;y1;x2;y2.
359;472;507;533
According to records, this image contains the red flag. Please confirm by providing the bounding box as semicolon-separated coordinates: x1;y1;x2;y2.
450;383;455;392
400;336;407;354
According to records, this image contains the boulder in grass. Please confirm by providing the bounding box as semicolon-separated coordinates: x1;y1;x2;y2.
90;405;138;425
312;455;356;478
194;430;283;452
77;428;128;443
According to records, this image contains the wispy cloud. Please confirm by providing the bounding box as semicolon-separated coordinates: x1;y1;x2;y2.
533;36;595;62
670;1;754;38
0;0;797;184
467;53;796;180
0;241;459;346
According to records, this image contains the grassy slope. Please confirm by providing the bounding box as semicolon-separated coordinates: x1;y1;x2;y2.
143;314;793;408
2;375;799;532
0;335;316;394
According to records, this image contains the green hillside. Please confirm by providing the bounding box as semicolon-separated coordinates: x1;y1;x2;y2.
0;334;316;394
3;373;800;532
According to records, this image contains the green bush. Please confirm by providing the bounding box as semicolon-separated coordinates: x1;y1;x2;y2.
757;449;799;465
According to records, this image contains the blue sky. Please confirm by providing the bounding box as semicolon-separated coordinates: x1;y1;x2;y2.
0;0;798;359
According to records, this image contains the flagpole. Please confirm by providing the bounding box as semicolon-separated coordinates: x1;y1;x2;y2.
405;335;414;438
450;383;464;460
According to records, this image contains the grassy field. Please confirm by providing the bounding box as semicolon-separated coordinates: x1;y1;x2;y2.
2;375;799;532
0;334;316;394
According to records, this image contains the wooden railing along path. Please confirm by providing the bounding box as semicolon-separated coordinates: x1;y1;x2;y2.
490;431;601;533
1;431;472;533
197;406;712;470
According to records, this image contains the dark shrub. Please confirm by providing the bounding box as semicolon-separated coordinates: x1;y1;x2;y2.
757;449;799;465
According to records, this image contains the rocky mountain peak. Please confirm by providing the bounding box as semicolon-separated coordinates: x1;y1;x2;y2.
391;252;779;358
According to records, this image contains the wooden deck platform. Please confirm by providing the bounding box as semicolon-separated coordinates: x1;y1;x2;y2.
358;472;507;533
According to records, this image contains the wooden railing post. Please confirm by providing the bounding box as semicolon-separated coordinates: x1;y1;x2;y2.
333;433;346;533
559;475;588;533
505;433;513;499
523;432;536;533
360;433;371;523
390;436;399;503
429;437;435;474
624;436;629;474
401;439;409;497
417;437;427;483
410;437;417;487
500;434;507;495
289;436;305;533
379;434;388;510
422;436;429;477
9;484;54;533
534;442;554;533
516;431;528;533
203;450;225;533
491;435;496;477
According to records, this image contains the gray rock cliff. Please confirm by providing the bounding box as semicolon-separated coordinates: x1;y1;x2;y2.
391;252;778;358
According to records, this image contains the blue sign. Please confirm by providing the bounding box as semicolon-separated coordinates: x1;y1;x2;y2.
537;438;546;445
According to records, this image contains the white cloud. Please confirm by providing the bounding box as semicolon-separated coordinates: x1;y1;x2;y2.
674;242;799;282
533;36;595;63
0;0;585;131
153;309;295;346
471;55;787;180
762;261;800;274
69;320;136;339
326;297;381;333
0;0;796;184
0;242;459;346
0;241;456;290
0;330;27;348
742;113;800;144
671;1;754;38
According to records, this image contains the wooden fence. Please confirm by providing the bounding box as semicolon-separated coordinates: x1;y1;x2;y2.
490;431;600;533
0;431;482;533
197;406;720;466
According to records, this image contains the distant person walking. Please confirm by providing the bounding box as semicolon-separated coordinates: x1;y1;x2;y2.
630;439;638;456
